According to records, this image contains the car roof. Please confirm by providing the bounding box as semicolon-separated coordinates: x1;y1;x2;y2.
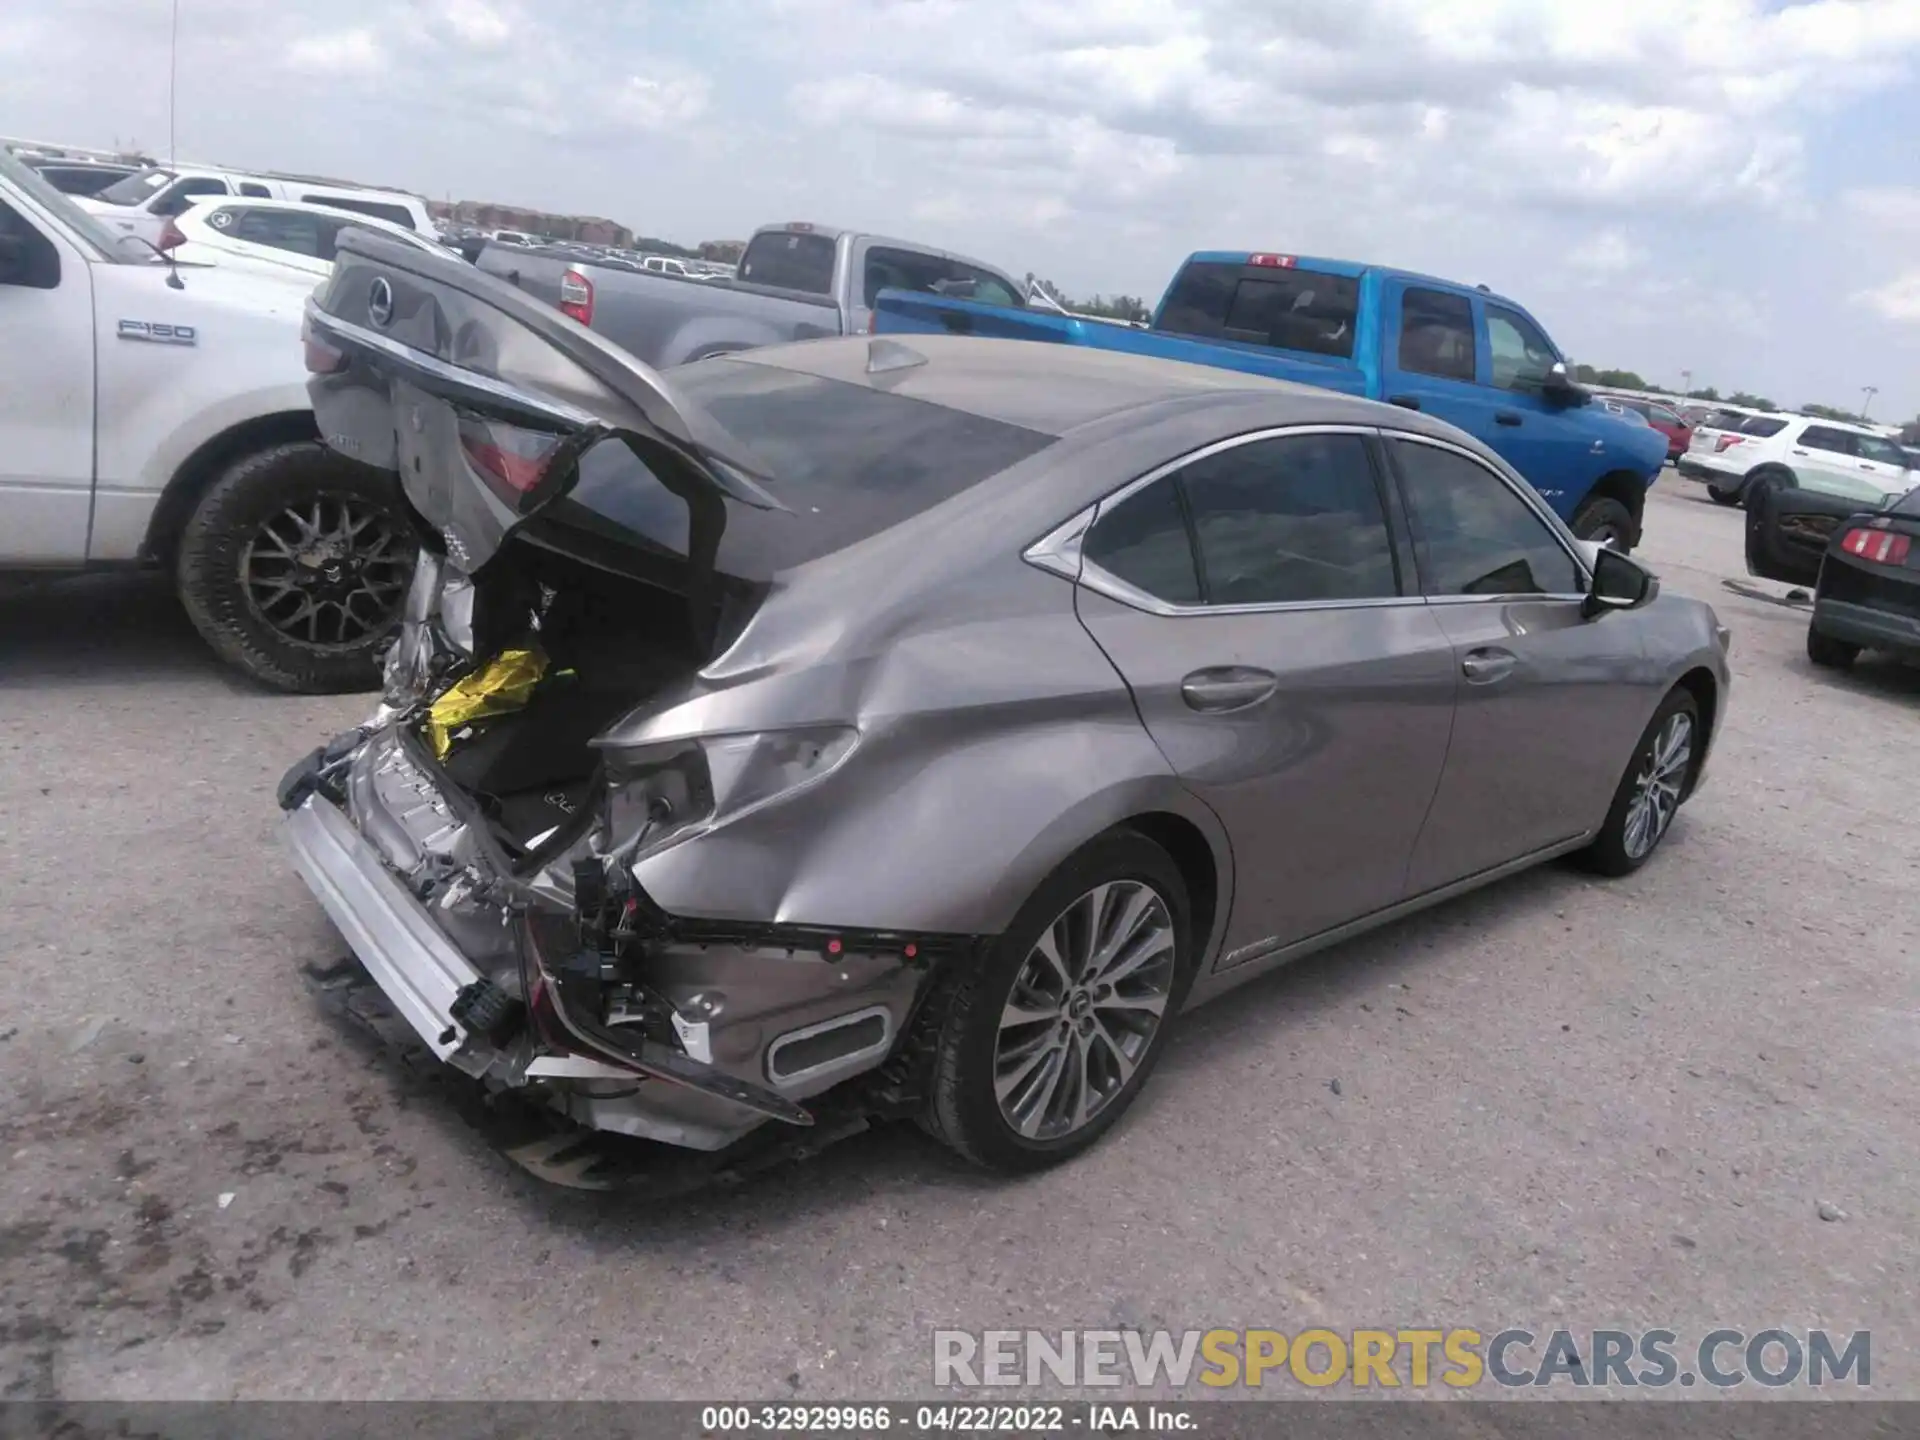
1184;250;1527;311
719;333;1474;442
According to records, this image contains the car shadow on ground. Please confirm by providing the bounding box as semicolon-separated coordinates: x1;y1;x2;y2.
372;851;1608;1246
1799;650;1920;702
0;571;267;692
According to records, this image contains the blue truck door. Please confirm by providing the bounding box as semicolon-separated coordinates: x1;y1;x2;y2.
1377;280;1498;441
1476;301;1592;517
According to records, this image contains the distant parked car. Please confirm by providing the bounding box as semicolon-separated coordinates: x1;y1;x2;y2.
76;165;435;247
163;197;450;278
1602;397;1693;464
1679;414;1912;510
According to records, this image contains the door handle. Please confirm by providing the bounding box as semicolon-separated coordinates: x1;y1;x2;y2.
1386;394;1422;411
1180;666;1278;713
1494;410;1523;427
1791;449;1808;456
1460;648;1517;684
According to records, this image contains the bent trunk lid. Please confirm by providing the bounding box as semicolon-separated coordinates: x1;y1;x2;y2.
305;227;778;574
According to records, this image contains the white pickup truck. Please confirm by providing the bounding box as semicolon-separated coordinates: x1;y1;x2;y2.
0;151;410;692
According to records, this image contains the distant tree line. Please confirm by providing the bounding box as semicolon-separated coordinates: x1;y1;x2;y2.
1028;276;1150;324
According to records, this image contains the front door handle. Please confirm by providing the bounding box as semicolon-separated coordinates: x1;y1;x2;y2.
1460;648;1518;684
1386;394;1422;411
1494;410;1523;427
1180;666;1278;713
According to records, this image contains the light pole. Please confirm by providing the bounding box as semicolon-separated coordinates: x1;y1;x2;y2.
1680;369;1692;397
1860;385;1878;421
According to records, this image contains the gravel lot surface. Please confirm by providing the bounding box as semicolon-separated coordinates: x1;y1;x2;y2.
2;476;1915;1400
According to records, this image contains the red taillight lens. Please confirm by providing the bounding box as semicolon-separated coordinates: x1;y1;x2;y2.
1840;526;1912;565
301;316;347;375
158;219;187;252
1714;434;1745;452
558;268;594;326
1247;253;1297;268
457;416;565;509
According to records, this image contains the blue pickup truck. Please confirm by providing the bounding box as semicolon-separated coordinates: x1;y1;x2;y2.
875;250;1666;549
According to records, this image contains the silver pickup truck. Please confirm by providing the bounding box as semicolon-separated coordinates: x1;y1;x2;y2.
476;221;1027;368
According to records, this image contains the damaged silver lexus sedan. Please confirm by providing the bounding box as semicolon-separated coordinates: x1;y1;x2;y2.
280;230;1731;1175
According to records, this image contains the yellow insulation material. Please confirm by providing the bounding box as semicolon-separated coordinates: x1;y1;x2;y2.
424;648;549;759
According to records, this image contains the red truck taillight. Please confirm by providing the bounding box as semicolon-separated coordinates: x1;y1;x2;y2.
1714;434;1745;453
559;268;594;326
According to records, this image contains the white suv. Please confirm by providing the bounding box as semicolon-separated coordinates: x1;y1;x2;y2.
75;165;435;247
1677;413;1915;509
166;197;450;279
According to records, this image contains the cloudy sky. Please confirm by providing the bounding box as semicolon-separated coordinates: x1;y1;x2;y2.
6;0;1918;419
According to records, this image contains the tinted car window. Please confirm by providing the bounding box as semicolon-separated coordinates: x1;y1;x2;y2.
1648;405;1681;426
238;182;271;198
306;195;415;229
1738;416;1788;438
862;246;1023;310
224;206;329;256
1398;288;1476;382
0;198;61;288
149;176;229;216
1391;440;1581;597
1797;425;1852;453
1855;435;1907;467
1181;434;1399;604
96;167;174;206
1083;480;1200;604
738;231;837;294
1485;304;1557;390
1156;262;1359;359
642;359;1054;574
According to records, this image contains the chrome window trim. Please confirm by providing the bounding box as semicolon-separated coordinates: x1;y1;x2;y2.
1023;423;1425;618
1024;421;1594;617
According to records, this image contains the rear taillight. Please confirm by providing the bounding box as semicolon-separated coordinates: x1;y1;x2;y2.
157;219;187;253
1840;526;1912;565
558;268;594;326
1714;434;1745;452
1248;253;1297;268
457;416;566;510
302;315;347;374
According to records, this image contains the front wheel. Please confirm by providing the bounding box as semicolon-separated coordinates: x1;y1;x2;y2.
176;442;414;694
922;832;1195;1172
1570;495;1637;551
1578;688;1700;878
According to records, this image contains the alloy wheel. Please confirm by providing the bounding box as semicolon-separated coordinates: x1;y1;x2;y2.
993;880;1176;1141
1623;711;1692;860
240;495;411;648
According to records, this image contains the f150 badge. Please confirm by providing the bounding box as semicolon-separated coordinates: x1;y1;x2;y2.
118;319;197;345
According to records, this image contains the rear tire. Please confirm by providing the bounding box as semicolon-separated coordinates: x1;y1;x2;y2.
1741;465;1794;510
922;832;1195;1173
1570;495;1638;551
1807;623;1859;669
1578;687;1700;878
175;442;414;694
1707;483;1741;506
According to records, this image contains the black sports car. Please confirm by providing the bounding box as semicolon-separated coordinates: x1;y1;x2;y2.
1747;482;1920;668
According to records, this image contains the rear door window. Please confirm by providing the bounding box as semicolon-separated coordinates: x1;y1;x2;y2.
738;230;837;293
1397;288;1476;383
1390;439;1581;597
1082;480;1201;604
1156;261;1359;359
224;206;329;257
1182;434;1401;604
1797;425;1850;453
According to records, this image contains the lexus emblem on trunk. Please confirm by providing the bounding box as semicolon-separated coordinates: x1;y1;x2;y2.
367;277;394;328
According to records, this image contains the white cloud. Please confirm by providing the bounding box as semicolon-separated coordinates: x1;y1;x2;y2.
1856;272;1920;324
284;28;384;75
608;70;712;130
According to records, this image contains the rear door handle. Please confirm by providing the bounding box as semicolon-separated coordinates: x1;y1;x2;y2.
1460;648;1518;684
1387;394;1422;411
1180;666;1278;713
1494;410;1523;427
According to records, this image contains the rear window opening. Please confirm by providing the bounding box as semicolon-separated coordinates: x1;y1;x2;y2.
1739;417;1789;437
1156;261;1360;359
738;230;837;294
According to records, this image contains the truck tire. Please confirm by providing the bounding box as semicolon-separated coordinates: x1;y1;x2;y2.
1741;465;1795;510
1806;623;1859;670
1570;495;1637;551
175;442;413;694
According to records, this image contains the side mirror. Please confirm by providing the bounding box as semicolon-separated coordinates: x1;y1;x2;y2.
1542;362;1588;406
1582;546;1656;618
